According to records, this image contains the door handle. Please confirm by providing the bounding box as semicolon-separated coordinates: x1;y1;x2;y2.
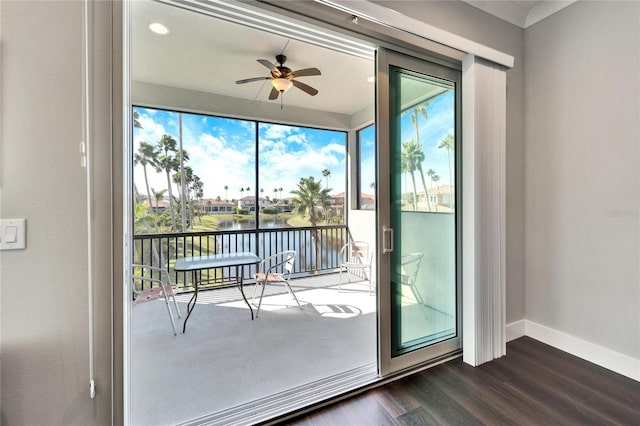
382;226;394;254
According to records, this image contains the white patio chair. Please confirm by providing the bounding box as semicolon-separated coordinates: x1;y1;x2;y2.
398;253;425;306
132;264;181;335
252;250;301;318
338;241;373;295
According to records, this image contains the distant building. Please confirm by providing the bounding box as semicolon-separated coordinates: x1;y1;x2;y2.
328;193;345;217
198;199;234;214
359;192;376;210
238;196;269;212
416;185;454;211
271;200;292;213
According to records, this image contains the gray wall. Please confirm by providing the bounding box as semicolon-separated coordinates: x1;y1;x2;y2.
524;1;640;358
375;1;526;324
5;0;637;424
0;1;113;424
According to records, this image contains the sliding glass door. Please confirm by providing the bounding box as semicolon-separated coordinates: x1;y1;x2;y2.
377;48;461;375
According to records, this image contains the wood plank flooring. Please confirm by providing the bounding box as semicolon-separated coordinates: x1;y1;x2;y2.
282;337;640;425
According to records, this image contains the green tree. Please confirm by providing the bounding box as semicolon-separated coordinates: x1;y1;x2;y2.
191;176;204;223
291;177;330;227
133;110;142;130
291;177;331;269
134;141;160;212
322;168;331;189
156;134;179;231
403;102;433;211
401;141;421;210
438;132;455;208
151;187;166;213
224;185;228;202
426;168;436;188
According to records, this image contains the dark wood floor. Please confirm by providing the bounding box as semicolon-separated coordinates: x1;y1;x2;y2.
284;337;640;425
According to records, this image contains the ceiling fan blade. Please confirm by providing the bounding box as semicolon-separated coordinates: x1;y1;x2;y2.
258;59;280;77
291;79;319;96
268;86;280;100
291;68;321;78
236;76;269;84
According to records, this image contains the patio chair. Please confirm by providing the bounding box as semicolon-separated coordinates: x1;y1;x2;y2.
252;250;301;318
132;264;181;335
338;241;373;295
398;253;425;306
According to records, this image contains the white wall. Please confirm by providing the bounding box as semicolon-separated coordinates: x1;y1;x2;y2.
524;1;640;359
375;0;526;324
0;1;113;424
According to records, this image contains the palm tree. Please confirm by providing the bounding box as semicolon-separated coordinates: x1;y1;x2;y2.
156;134;179;231
322;168;331;189
432;174;441;188
273;188;278;201
291;177;331;269
279;187;283;200
401;141;422;210
291;177;330;227
403;102;433;211
426;168;436;188
191;175;204;223
224;185;228;202
260;188;264;211
134;141;160;211
173;164;195;230
438;132;455;208
404;102;429;147
151;187;166;212
133;110;142;129
432;174;441;211
178;113;187;232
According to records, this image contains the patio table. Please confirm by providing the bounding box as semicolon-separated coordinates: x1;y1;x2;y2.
174;252;261;333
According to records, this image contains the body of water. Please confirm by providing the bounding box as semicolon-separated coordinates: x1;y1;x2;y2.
216;218;344;272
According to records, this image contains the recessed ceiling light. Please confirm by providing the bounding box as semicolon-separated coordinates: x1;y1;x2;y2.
367;76;375;83
148;22;169;35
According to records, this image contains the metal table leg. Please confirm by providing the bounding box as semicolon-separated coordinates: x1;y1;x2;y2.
236;265;254;320
182;270;199;333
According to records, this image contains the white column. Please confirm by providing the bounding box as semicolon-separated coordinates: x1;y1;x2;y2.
462;54;507;366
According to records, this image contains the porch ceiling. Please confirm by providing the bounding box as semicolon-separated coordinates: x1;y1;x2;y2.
131;0;375;116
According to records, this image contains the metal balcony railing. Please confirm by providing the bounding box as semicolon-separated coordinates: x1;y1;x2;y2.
132;225;348;292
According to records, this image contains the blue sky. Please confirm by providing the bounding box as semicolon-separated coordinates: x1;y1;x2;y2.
359;90;455;196
400;90;455;189
134;89;453;202
133;107;346;200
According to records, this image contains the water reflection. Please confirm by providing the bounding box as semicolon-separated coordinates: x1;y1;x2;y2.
218;217;290;230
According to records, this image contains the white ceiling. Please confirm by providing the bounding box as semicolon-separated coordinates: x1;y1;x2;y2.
462;0;577;28
131;0;577;118
131;1;376;117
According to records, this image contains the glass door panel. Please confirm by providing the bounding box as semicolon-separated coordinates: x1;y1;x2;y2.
378;48;461;374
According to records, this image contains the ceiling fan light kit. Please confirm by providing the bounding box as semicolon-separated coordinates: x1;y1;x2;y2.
272;78;293;92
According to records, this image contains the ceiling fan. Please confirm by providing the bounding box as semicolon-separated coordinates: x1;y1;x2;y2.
235;54;321;101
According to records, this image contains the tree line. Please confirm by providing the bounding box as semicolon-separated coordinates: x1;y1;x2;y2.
134;111;204;233
400;100;454;211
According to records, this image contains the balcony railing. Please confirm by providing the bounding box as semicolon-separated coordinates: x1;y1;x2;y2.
133;225;348;292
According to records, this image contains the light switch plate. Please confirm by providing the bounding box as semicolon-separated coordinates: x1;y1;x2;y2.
0;219;26;250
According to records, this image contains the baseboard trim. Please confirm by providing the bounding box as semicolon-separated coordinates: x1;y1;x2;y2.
506;320;639;382
505;319;526;342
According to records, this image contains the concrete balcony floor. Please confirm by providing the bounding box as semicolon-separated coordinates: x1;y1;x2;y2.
130;273;377;425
